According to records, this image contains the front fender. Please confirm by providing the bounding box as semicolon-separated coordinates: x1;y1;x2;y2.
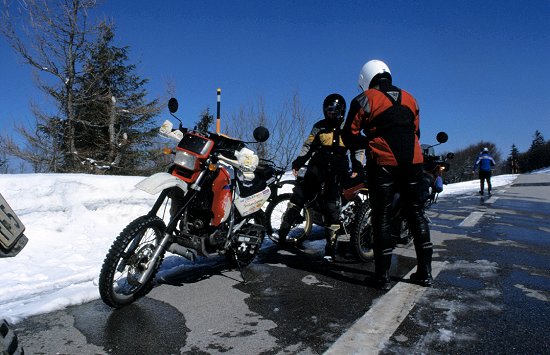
135;172;188;195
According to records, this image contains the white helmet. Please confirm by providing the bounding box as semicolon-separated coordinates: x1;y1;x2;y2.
358;59;392;91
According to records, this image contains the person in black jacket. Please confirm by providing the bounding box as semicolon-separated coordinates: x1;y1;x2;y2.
275;93;357;262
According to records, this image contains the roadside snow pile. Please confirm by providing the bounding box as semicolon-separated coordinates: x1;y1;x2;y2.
0;173;157;323
438;174;518;196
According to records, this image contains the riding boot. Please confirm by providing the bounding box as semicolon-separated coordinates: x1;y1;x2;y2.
374;250;393;290
323;224;340;263
277;204;301;246
410;241;433;287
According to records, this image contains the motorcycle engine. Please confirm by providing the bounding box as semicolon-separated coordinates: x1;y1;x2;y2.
181;186;214;235
185;208;211;234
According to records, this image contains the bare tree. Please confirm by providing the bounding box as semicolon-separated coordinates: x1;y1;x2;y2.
0;151;7;173
1;0;98;172
1;112;64;173
269;93;313;169
223;93;313;169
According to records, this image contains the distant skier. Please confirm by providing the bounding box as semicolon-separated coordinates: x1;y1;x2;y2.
473;147;496;195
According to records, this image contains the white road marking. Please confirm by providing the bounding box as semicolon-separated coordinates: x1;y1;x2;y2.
459;211;485;227
324;261;445;355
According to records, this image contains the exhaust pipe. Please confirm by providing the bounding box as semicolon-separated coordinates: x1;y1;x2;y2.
168;243;196;262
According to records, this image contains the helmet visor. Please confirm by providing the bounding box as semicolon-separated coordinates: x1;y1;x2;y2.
325;103;341;119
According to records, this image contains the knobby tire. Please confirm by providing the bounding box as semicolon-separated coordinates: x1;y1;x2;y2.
265;193;311;245
350;200;374;262
99;215;167;308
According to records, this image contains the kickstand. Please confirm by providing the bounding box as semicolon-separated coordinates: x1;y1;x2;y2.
340;222;348;236
231;248;247;284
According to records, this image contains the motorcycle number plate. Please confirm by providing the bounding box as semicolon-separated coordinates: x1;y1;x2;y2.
0;193;25;250
234;187;271;217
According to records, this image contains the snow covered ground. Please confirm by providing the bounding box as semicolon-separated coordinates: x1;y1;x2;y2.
2;169;546;323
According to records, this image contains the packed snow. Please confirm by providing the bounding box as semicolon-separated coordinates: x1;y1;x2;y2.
2;169;547;324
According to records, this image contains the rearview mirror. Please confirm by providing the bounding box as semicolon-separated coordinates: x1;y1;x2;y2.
436;132;448;144
253;126;270;142
168;98;179;113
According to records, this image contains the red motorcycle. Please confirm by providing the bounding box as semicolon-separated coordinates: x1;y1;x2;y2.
99;98;274;308
265;171;369;249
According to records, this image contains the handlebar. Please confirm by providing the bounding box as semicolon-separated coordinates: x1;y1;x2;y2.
216;153;241;168
259;158;286;176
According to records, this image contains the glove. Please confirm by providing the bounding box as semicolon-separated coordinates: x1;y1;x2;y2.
292;156;308;171
351;159;364;174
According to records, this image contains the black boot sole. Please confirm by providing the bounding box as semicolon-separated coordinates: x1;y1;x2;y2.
410;273;433;287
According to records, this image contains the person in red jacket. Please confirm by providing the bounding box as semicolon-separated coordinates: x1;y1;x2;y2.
343;59;433;290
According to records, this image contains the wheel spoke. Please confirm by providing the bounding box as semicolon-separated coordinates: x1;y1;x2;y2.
99;215;167;308
266;193;310;244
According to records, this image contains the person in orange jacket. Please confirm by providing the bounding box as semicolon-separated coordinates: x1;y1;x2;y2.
343;59;433;290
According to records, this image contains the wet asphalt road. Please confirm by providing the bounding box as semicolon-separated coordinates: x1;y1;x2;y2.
379;173;550;355
12;173;550;354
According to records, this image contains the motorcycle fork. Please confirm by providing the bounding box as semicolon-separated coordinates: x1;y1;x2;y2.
137;183;202;285
147;189;197;235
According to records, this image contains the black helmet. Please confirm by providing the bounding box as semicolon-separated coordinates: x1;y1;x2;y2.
323;93;346;121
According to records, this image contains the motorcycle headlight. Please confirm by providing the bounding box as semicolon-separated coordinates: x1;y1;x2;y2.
174;150;197;170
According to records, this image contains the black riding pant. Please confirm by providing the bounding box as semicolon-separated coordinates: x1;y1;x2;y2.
367;163;432;272
290;164;345;225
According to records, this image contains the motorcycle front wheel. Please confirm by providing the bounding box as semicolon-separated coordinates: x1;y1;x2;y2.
99;215;167;308
265;193;311;245
350;200;374;262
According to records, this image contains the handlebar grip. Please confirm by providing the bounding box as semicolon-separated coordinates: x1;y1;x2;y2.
217;153;240;167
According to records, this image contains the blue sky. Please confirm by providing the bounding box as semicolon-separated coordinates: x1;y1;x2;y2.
1;0;549;157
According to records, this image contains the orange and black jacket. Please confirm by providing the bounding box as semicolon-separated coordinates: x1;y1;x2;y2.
343;83;424;170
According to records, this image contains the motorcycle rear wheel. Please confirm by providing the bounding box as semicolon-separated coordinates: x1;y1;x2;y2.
350;200;374;262
99;215;167;308
265;193;311;245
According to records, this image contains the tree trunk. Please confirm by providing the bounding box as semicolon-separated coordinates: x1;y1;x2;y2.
108;95;117;165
